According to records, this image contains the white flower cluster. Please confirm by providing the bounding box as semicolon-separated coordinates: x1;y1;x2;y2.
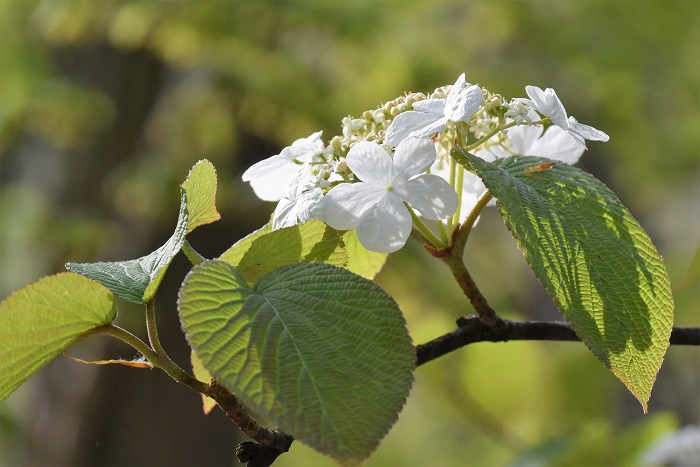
242;74;609;253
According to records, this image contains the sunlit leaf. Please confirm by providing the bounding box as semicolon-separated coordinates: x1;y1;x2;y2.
178;260;415;463
454;150;674;411
220;221;348;284
182;159;220;233
343;229;388;280
0;273;117;401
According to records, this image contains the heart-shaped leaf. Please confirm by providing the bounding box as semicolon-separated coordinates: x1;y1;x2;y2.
178;260;415;463
454;150;674;411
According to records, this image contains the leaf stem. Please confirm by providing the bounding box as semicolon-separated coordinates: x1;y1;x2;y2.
183;239;207;265
145;300;167;357
407;204;450;249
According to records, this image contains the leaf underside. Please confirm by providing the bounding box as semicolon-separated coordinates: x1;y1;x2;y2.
178;260;415;463
455;150;674;411
67;160;219;303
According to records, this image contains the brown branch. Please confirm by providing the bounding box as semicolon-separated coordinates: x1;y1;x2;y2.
416;316;700;366
207;380;293;466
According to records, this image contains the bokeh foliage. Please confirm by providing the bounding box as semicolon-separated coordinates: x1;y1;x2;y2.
0;1;697;466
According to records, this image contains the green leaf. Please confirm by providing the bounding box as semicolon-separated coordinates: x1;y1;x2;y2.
343;230;388;280
455;150;674;411
220;220;348;284
218;223;272;267
66;160;220;303
0;273;117;402
67;193;188;303
182;159;221;233
178;260;415;463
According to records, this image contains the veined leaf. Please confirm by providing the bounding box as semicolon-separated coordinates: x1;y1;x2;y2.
0;273;116;401
219;220;348;284
178;261;415;463
454;150;674;411
67;160;220;303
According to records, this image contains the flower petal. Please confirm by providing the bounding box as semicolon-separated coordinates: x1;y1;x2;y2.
322;183;385;230
245;163;301;201
280;130;324;161
409;116;449;139
385;111;442;147
242;155;290;181
392;137;437;181
346;142;393;185
403;174;458;220
524;85;569;129
529;125;585;164
567;116;610;142
446;84;483;122
355;193;412;253
412;98;446;114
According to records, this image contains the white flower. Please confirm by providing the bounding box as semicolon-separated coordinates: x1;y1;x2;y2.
514;85;609;145
385;74;483;146
322;138;458;253
476;122;585;165
242;131;324;201
271;164;325;230
430;158;486;222
503;100;533;125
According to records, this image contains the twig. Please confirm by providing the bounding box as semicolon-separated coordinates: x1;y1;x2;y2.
208;380;293;466
416;316;700;366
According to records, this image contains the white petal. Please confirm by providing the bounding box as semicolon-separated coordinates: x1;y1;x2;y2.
385;111;441;147
446;85;483;122
529;126;585;164
281;130;324;161
567;116;610;142
242;155;290;181
272;197;297;229
412;98;446;114
403;174;458;220
392;137;437;181
346;142;393;185
355;194;412;253
321;183;384;230
524;85;568;129
409;116;449;139
246;163;301;201
505;125;544;155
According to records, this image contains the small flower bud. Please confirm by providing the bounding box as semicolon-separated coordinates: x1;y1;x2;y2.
330;135;343;149
362;110;373;121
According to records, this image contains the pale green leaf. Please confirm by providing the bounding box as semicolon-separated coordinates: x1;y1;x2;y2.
343;229;388;280
218;223;272;267
455;150;674;411
0;273;117;401
178;261;415;463
182;159;221;233
220;221;348;284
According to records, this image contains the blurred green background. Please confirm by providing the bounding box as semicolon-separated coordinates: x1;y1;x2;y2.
0;1;698;466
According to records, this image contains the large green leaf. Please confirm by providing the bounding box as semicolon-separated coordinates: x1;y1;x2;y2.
219;220;348;284
454;150;674;411
66;160;219;303
178;260;415;463
0;273;117;401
